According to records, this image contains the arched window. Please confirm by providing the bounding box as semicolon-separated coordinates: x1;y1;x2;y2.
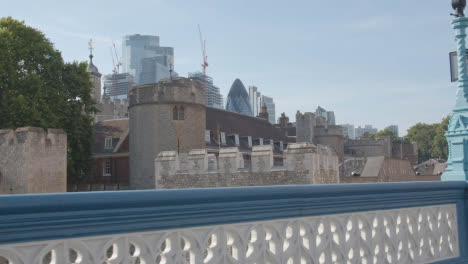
179;106;185;120
173;106;178;120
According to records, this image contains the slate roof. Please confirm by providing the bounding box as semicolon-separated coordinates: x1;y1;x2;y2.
93;107;292;155
93;119;129;154
361;156;385;177
415;159;447;175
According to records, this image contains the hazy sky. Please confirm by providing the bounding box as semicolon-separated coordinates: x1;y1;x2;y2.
5;0;458;135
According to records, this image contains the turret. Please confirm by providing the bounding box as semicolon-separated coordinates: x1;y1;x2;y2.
128;77;206;189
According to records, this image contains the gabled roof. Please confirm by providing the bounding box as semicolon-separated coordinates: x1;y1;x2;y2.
93;119;129;154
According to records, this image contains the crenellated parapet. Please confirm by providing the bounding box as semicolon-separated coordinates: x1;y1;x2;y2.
0;127;67;194
154;143;339;189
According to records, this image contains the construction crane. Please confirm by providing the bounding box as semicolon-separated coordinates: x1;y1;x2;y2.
109;41;121;118
112;41;122;74
198;25;208;94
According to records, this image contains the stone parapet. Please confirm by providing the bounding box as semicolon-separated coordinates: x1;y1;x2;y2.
187;149;208;175
154;142;339;189
129;77;206;108
251;145;273;172
218;147;244;174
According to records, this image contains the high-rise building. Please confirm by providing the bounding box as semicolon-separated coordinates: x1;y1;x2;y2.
226;79;253;116
102;73;135;101
339;124;355;139
122;34;174;85
385;125;399;137
188;72;223;109
355;125;378;138
249;86;261;117
261;95;275;124
316;106;336;125
248;86;276;124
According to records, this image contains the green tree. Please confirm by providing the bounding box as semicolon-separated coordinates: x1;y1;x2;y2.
431;115;450;160
370;128;409;144
0;17;96;182
404;123;438;163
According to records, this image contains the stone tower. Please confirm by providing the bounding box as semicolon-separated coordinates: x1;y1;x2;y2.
296;111;316;143
87;43;102;103
129;77;206;189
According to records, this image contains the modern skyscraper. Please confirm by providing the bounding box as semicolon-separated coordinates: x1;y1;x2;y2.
188;72;223;109
121;34;174;85
249;86;261;117
102;73;135;100
226;79;253;116
355;125;378;138
261;95;276;124
385;125;399;137
316;106;336;125
248;85;276;123
339;124;355;139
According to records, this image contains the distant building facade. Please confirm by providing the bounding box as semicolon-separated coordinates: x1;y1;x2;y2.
121;34;174;85
262;95;276;124
248;85;275;124
226;79;253;116
385;125;399;137
188;72;224;109
249;86;261;117
102;73;135;101
355;125;378;138
315;106;335;125
339;124;355;139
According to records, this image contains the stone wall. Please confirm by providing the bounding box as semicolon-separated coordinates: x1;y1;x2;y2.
154;143;339;189
344;137;386;157
0;127;67;194
95;98;129;123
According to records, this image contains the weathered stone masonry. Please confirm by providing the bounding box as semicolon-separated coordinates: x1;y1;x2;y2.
0;127;67;194
155;143;339;189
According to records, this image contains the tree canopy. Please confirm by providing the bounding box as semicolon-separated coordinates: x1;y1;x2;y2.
0;17;96;182
370;128;404;142
403;116;449;163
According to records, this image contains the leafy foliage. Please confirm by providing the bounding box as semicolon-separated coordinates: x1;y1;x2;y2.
431;115;450;160
403;116;449;163
0;17;96;182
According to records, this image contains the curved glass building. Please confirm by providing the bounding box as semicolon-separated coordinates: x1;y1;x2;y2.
226;79;253;116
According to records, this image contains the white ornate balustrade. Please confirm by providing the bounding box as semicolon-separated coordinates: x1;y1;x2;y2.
0;182;466;264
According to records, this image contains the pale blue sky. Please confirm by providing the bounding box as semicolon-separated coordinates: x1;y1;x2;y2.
5;0;458;135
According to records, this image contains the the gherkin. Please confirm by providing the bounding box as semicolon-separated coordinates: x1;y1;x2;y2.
226;79;253;116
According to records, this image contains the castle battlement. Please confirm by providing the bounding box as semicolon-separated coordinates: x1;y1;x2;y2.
0;127;66;147
0;127;67;194
154;143;339;189
129;77;206;107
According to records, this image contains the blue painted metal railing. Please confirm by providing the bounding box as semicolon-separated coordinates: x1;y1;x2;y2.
0;181;467;263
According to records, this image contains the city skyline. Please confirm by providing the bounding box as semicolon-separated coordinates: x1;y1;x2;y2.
5;0;455;135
